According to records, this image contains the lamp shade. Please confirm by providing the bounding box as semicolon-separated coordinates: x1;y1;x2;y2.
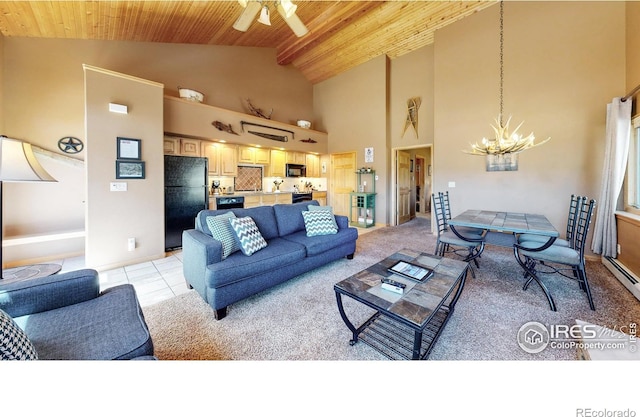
0;137;57;182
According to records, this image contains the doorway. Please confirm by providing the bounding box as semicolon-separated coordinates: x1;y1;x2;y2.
392;145;432;226
329;152;357;217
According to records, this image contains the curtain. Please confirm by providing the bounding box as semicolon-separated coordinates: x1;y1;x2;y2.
591;97;632;257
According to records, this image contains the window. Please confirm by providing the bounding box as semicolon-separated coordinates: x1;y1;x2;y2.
625;116;640;215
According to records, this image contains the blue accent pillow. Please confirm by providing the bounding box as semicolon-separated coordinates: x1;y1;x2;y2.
206;212;240;259
302;210;338;237
0;308;38;360
308;205;338;230
229;216;268;256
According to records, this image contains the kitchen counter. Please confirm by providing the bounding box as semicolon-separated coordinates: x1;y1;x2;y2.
209;191;293;198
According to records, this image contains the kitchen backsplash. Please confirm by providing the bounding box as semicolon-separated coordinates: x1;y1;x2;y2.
235;166;263;191
208;172;327;194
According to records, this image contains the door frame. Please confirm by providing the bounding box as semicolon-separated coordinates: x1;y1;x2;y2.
390;144;433;227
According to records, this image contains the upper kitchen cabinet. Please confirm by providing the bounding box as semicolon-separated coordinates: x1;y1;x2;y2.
269;149;286;177
239;146;270;165
164;136;200;157
202;142;238;177
286;151;306;165
306;154;320;178
163;96;328;155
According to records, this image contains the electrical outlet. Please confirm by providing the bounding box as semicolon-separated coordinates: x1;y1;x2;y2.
448;181;456;188
128;237;136;252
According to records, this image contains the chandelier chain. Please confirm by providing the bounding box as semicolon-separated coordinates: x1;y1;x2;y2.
499;0;504;126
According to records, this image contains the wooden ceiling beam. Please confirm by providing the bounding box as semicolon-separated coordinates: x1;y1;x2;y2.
276;1;381;66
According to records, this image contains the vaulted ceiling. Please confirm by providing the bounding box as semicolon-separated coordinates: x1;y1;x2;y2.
0;1;496;84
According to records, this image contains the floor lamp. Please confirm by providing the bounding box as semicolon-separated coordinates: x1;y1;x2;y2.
1;135;58;279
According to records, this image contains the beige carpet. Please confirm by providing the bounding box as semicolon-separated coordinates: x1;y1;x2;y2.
142;217;640;360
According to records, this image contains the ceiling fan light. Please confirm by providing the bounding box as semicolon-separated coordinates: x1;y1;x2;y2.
279;0;297;18
233;1;261;32
258;5;271;26
237;0;248;8
276;4;308;37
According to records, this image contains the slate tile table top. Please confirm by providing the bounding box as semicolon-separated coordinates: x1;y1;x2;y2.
334;249;469;360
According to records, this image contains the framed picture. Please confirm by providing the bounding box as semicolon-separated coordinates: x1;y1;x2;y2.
116;160;145;179
117;137;141;160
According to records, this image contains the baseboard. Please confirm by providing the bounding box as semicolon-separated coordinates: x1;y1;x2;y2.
603;256;640;303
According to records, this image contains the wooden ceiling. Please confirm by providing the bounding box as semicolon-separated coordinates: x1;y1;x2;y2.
0;1;496;84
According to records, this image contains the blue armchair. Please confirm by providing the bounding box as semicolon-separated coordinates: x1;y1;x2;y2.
0;269;154;360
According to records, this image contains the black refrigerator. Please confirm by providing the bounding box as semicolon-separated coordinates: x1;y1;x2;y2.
164;155;209;250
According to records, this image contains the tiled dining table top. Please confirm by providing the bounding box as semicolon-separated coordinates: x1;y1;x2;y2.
448;210;559;236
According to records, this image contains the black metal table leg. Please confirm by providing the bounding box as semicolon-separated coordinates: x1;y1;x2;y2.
335;292;359;344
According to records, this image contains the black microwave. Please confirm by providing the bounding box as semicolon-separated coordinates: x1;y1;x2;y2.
286;163;306;177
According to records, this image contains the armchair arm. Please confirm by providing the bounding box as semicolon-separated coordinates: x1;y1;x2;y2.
335;215;349;229
0;269;100;318
182;229;223;298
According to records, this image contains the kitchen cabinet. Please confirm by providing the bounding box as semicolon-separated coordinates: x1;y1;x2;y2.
239;146;270;164
286;151;306;165
306;154;320;177
312;191;327;206
164;137;180;155
269;149;286;177
164;136;200;156
242;192;292;208
202;142;238;176
180;138;201;157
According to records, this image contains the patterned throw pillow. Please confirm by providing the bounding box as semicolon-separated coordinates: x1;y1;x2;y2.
229;216;268;256
308;205;338;230
206;212;240;259
1;308;38;360
302;210;339;237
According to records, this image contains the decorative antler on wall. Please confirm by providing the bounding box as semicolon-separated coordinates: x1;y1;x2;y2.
245;99;273;119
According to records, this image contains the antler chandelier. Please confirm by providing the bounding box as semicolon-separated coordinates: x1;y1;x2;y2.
464;1;550;159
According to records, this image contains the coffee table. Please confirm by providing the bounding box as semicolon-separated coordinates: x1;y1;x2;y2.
334;249;469;360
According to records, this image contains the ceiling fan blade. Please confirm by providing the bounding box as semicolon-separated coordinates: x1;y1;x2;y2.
277;5;309;37
233;2;261;32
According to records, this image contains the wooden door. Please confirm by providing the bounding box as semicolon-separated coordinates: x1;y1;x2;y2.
397;150;411;224
330;152;356;216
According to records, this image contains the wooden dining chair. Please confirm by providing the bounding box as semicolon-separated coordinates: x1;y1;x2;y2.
518;194;582;248
516;197;596;310
432;192;484;275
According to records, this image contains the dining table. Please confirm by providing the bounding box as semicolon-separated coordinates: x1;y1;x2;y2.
447;210;560;311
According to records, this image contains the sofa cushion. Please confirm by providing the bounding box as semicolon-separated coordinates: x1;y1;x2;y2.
1;308;38;360
206;238;306;287
230;216;268;256
13;284;153;360
283;227;359;257
308;205;338;230
302;210;338;236
273;200;320;236
206;211;240;259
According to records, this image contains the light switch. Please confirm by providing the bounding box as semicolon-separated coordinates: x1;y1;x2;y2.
110;182;127;192
448;181;456;188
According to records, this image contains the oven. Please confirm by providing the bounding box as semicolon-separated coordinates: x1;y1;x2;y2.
292;192;313;203
216;196;244;209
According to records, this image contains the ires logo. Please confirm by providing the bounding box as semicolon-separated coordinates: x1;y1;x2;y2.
517;321;637;354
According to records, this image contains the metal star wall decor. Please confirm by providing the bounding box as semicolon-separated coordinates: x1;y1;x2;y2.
58;136;84;154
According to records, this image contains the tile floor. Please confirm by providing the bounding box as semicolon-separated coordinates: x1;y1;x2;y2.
56;250;190;308
50;223;390;308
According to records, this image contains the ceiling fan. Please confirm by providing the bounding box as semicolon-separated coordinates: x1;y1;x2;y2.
233;0;309;37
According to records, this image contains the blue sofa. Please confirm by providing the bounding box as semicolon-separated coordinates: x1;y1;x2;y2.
0;269;155;360
182;200;358;319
